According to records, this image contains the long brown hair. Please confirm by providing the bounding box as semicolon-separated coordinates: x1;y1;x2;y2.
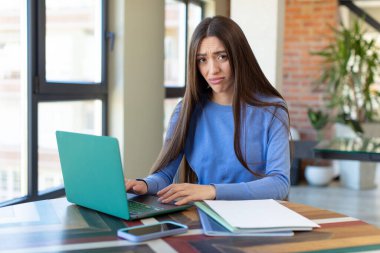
150;16;289;181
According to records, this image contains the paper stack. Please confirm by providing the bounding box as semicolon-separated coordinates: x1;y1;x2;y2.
195;199;319;236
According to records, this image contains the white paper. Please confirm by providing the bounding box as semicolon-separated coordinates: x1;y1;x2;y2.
204;199;319;230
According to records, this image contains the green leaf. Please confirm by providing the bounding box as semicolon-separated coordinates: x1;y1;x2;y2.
307;108;329;130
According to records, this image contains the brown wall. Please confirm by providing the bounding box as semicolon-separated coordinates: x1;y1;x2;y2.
283;0;338;140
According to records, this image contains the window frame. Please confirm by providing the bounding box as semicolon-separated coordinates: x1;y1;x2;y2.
165;0;204;98
36;0;108;95
0;0;108;207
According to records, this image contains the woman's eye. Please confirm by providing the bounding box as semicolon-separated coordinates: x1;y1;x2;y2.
197;58;206;64
218;54;228;61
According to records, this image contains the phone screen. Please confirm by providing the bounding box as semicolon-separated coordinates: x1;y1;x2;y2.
124;223;183;236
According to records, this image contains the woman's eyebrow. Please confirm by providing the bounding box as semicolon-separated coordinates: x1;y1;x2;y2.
213;50;227;55
196;50;227;57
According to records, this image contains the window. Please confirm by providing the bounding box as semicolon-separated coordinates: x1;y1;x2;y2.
165;0;186;88
164;0;203;132
45;0;102;83
0;0;108;206
12;171;20;192
0;0;27;203
0;171;8;191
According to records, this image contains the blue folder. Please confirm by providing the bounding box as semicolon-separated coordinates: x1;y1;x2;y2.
197;208;294;237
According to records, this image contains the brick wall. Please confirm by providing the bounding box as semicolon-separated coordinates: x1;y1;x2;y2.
283;0;338;140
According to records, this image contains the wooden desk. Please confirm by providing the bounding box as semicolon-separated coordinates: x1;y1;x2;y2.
1;198;380;253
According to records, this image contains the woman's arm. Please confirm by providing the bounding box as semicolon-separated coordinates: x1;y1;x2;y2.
139;101;184;194
126;153;184;195
143;153;184;194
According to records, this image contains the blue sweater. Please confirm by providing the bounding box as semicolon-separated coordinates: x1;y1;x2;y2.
144;98;290;200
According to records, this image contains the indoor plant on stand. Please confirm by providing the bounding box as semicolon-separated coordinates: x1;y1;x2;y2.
312;18;380;189
304;109;334;186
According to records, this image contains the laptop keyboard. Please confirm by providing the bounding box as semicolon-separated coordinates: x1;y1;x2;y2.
128;200;164;215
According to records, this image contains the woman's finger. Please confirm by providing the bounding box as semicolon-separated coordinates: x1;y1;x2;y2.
132;184;146;194
125;180;134;190
174;195;193;205
157;185;173;196
158;187;177;201
160;190;186;203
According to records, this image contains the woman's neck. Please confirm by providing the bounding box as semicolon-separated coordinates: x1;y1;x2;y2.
211;93;233;105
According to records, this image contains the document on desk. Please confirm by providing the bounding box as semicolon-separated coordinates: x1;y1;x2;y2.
197;208;294;237
195;199;319;233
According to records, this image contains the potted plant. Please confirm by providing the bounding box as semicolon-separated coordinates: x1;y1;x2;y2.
312;18;380;135
312;18;380;189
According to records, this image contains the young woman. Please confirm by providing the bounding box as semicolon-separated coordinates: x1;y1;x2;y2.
126;16;290;205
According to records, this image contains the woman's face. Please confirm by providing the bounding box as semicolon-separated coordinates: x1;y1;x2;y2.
196;36;234;105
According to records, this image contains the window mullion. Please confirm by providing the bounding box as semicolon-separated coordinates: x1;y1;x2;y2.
184;1;189;88
28;0;39;200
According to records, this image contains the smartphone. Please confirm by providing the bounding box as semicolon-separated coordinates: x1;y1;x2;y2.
117;221;188;242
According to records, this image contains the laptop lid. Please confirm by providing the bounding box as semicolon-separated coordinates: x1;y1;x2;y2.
56;131;131;220
56;131;191;220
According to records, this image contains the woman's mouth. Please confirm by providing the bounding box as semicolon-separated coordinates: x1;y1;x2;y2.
208;77;224;85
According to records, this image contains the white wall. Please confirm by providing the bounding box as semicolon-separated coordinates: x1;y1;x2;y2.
108;0;165;179
230;0;284;91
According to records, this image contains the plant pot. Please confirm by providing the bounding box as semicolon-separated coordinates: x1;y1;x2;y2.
305;165;334;186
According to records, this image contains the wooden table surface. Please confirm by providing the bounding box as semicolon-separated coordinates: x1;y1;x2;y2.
1;198;380;253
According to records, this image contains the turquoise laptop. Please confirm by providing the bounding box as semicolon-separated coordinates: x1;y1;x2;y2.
56;131;191;220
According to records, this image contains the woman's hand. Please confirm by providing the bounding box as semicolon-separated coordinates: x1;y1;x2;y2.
125;179;148;195
157;183;216;205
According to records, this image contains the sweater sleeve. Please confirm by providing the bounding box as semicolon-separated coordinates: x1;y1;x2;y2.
143;102;184;195
213;107;290;200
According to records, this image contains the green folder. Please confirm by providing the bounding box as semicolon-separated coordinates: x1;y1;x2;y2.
194;201;236;232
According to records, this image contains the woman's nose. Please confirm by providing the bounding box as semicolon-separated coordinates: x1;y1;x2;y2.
209;60;220;74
